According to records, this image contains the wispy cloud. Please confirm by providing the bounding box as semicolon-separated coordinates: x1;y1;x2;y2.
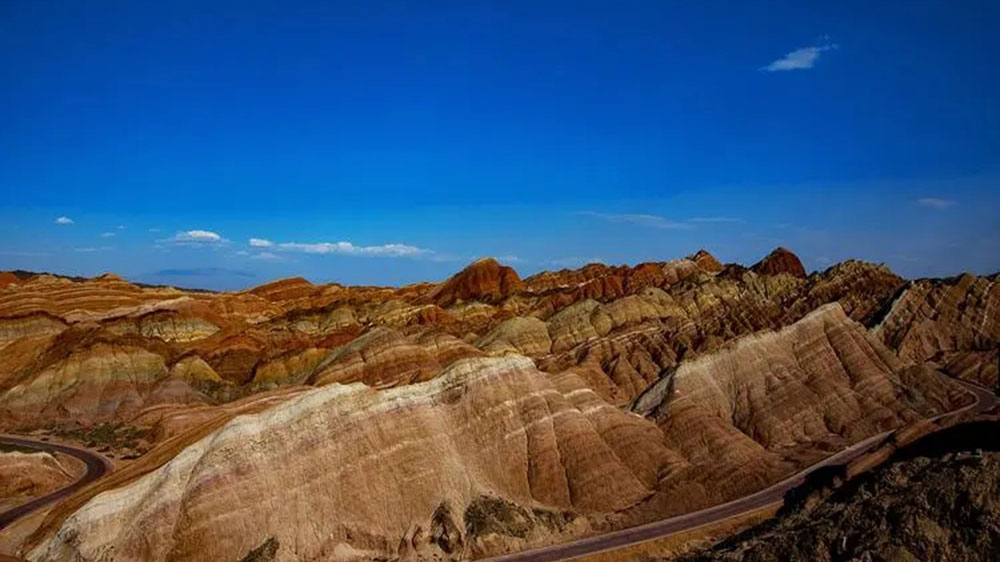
917;197;956;209
54;216;74;225
75;246;113;253
116;225;126;230
761;43;838;72
100;232;116;238
687;217;744;224
249;238;273;247
250;251;281;261
275;241;430;257
161;229;229;246
579;211;692;230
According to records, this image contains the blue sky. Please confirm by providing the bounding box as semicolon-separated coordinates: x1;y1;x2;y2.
1;1;998;289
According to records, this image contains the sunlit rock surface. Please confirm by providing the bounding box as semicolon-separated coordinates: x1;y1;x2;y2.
0;451;78;503
875;273;1000;389
0;250;908;430
631;304;969;507
28;356;673;562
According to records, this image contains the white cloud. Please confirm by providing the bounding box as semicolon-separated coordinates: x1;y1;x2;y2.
761;43;838;72
54;216;74;225
249;238;274;247
116;225;126;230
75;246;113;253
161;230;229;246
235;250;249;256
100;232;116;238
816;256;833;265
917;197;956;209
579;211;692;230
276;241;429;257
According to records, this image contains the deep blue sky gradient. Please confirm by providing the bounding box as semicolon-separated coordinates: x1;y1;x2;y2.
1;1;998;289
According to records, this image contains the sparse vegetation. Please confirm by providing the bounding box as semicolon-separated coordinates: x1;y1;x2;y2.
463;495;576;540
50;422;151;457
236;537;278;562
464;496;535;538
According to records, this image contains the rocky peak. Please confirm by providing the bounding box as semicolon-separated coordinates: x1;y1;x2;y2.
431;257;523;306
688;249;724;273
751;247;807;278
247;277;316;302
0;272;19;289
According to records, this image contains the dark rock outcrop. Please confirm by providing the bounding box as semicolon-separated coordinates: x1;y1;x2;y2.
751;247;807;278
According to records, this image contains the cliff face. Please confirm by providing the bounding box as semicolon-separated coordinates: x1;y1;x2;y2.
27;356;674;562
875;273;1000;389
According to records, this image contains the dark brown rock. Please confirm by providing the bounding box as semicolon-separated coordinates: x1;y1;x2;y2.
752;247;807;278
430;258;524;306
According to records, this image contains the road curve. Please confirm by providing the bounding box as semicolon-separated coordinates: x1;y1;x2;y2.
0;435;112;530
0;382;992;556
478;378;997;562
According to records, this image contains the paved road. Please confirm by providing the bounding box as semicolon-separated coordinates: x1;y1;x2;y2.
0;381;992;558
0;435;112;530
479;378;997;562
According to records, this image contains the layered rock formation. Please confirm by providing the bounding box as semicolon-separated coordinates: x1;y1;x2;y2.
0;249;910;431
2;248;984;562
631;304;969;506
430;258;524;306
751;247;806;278
0;340;179;426
0;313;67;348
537;259;906;405
28;357;674;562
0;273;185;320
308;327;481;388
688;250;724;274
875;273;999;389
0;451;78;504
0;272;19;289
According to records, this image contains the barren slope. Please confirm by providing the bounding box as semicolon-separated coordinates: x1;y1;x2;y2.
27;357;675;562
628;304;969;513
875;273;999;389
677;421;1000;562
